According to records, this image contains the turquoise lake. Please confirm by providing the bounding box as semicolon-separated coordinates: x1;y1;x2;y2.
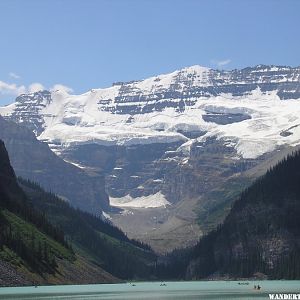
0;281;299;299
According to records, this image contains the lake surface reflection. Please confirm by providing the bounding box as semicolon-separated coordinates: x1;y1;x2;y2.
0;281;299;299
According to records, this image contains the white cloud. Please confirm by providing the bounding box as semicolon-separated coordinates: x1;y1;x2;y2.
50;84;73;94
28;82;45;93
9;72;21;79
0;79;73;103
218;59;231;66
0;80;26;96
211;59;231;67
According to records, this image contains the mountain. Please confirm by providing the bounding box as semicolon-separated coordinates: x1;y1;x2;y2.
161;151;300;280
1;65;300;154
0;116;109;213
0;140;117;286
1;64;300;252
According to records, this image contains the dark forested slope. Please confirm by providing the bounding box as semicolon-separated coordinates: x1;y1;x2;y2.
189;151;300;279
159;151;300;280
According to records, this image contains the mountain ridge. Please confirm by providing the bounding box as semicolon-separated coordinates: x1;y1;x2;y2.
1;64;300;160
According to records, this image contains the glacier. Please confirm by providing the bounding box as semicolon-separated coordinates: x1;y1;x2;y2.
1;64;300;159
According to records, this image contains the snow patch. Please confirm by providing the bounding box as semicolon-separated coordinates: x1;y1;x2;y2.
109;192;170;208
101;211;112;221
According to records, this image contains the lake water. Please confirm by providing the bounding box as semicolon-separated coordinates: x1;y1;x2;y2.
0;281;299;300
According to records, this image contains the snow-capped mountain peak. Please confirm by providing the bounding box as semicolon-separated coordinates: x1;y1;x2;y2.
1;64;300;159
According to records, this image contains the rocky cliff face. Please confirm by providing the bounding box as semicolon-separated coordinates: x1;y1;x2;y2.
100;65;300;114
2;65;300;141
8;90;52;135
0;116;109;213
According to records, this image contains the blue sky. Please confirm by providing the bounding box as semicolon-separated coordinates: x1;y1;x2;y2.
0;0;299;105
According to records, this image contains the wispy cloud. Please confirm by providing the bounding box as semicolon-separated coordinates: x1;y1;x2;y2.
0;80;26;96
28;82;45;93
0;79;73;103
9;72;21;79
211;59;231;68
50;84;73;94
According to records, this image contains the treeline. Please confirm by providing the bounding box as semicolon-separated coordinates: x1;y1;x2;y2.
19;178;157;279
157;150;300;280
